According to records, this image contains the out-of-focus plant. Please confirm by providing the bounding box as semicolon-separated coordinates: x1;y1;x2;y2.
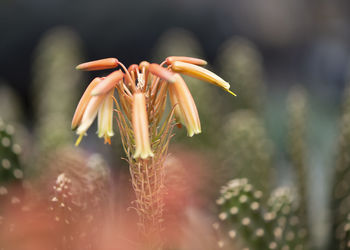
286;86;310;231
0;118;25;236
215;178;307;250
37;148;111;250
219;110;274;200
216;37;265;113
0;83;23;123
331;77;350;249
32;27;83;152
72;56;235;248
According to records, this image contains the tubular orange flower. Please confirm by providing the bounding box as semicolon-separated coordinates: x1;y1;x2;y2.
76;58;119;71
91;70;124;96
132;93;154;159
170;74;201;137
165;56;207;66
97;89;115;144
71;77;102;130
170;61;236;96
75;94;106;146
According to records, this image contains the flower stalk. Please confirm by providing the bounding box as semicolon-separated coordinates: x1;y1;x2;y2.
72;56;235;248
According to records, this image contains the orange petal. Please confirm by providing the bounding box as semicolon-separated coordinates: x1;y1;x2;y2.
76;58;119;71
91;70;124;96
171;61;236;96
148;63;176;83
71;77;102;130
166;56;207;66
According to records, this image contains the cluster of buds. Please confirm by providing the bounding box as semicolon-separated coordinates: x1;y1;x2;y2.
71;56;235;159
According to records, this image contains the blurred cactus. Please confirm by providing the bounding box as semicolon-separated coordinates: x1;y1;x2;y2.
331;83;350;249
0;82;23;123
220;110;274;198
37;147;111;249
0;117;25;226
338;213;350;250
214;178;307;250
268;187;308;249
216;37;265;113
152;28;221;148
32;27;83;151
286;86;309;228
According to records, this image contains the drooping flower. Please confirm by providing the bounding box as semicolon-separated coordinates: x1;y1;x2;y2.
169;74;201;136
132;92;154;159
97;89;115;144
71;77;102;130
75;93;106;146
72;56;235;157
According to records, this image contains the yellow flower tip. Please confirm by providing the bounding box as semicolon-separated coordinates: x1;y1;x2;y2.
75;133;85;147
132;93;154;159
91;70;124;96
226;89;237;97
171;61;230;90
148;63;176;83
166;56;207;66
76;58;119;71
71;77;103;130
187;126;201;137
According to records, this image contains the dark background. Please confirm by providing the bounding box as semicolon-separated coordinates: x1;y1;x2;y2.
1;0;350;103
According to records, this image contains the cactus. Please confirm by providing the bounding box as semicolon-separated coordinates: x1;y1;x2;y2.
286;86;309;228
216;37;265;113
214;178;307;250
0;117;25;229
338;213;350;250
220;110;274;199
37;147;111;249
0;82;23;123
331;88;350;249
31;27;84;151
268;187;308;249
152;28;221;148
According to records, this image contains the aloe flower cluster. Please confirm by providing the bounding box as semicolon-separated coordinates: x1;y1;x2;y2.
71;56;235;247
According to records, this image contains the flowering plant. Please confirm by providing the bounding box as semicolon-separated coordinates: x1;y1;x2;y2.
72;56;235;248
